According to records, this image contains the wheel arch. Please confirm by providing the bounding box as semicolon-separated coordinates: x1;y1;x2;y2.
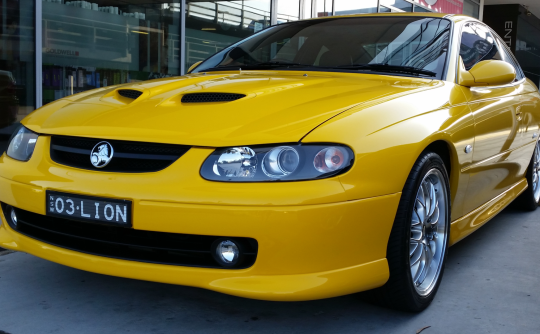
417;136;463;221
423;140;453;178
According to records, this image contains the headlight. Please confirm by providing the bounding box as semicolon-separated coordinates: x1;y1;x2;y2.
6;126;39;161
201;144;353;182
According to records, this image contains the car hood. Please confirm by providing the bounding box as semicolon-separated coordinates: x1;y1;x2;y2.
23;71;435;147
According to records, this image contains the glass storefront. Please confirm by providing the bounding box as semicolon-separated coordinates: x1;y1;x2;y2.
315;0;333;17
42;0;182;105
463;0;480;19
0;0;467;136
484;4;540;89
277;0;300;23
0;0;34;153
516;9;540;88
381;0;413;12
334;0;378;15
185;1;271;70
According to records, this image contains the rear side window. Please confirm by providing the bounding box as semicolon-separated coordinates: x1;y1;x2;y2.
459;23;502;70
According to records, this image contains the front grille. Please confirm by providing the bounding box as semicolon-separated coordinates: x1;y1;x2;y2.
50;136;190;173
3;204;258;269
118;89;143;100
181;93;246;103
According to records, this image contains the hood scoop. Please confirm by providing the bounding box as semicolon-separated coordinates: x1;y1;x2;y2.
118;89;143;100
181;92;246;103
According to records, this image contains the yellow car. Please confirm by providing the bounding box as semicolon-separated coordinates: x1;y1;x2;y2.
1;13;539;312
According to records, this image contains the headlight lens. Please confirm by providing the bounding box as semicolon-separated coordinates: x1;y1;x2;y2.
202;144;353;182
7;126;39;161
262;146;300;178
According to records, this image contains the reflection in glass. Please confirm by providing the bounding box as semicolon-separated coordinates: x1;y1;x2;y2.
459;23;501;70
0;0;34;153
195;16;451;79
335;0;378;15
185;1;271;70
42;1;181;105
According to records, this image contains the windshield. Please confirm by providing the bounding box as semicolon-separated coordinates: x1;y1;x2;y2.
193;16;451;79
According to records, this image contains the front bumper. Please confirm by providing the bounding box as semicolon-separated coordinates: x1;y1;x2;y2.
0;137;401;301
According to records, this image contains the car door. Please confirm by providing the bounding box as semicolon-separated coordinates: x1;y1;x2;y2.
495;36;539;153
460;22;526;215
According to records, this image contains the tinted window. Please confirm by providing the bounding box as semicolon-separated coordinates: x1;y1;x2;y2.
495;37;525;81
460;23;502;70
195;17;451;79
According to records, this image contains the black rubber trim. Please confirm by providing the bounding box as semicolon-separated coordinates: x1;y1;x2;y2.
2;204;258;269
118;89;143;100
181;93;246;103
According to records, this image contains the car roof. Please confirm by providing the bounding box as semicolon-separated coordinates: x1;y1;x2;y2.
301;12;476;23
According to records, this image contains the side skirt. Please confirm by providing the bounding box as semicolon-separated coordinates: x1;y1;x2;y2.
449;178;528;246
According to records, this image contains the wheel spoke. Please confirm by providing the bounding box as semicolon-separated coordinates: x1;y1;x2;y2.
424;244;433;275
411;225;423;241
412;208;422;226
415;200;425;224
417;185;425;208
430;206;439;226
416;244;433;286
413;245;427;285
428;183;437;217
410;240;421;258
429;239;437;257
423;183;431;216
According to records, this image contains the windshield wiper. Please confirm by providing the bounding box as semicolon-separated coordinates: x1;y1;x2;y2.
335;64;436;77
204;61;315;72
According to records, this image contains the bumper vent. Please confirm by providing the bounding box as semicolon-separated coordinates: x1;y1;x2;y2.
3;205;258;269
50;136;190;173
118;89;143;100
181;93;246;103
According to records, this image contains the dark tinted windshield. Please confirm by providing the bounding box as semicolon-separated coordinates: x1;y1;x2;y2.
193;16;451;79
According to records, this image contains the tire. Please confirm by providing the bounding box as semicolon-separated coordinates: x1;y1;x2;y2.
515;141;540;211
376;152;450;312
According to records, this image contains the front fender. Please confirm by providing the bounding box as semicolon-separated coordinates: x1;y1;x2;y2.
302;82;474;220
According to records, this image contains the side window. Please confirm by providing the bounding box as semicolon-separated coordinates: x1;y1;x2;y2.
494;37;525;81
460;23;502;70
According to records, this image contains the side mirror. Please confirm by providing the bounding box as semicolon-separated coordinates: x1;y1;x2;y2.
458;58;516;87
187;61;203;74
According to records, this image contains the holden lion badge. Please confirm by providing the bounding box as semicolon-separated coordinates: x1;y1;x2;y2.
90;141;114;168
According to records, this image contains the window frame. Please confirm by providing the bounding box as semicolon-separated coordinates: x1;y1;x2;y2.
455;20;526;87
194;15;454;80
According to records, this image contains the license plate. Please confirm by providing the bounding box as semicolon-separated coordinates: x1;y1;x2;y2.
46;190;132;227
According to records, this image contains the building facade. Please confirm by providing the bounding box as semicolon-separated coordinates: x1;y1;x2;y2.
0;0;530;151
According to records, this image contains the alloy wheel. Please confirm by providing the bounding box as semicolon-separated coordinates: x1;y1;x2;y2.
409;168;448;296
532;141;540;203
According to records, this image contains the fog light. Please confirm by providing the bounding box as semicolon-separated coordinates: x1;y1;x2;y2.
10;207;17;227
214;239;240;266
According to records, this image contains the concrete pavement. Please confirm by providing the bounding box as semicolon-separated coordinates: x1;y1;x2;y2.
0;206;538;334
